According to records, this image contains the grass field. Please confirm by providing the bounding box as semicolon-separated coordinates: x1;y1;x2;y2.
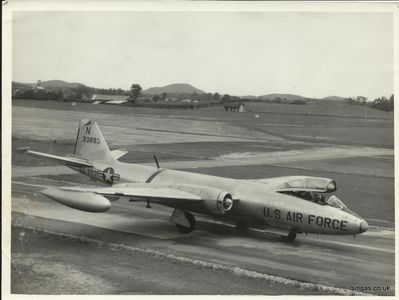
13;99;394;147
242;100;392;119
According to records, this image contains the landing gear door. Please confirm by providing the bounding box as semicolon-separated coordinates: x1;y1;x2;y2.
169;209;191;227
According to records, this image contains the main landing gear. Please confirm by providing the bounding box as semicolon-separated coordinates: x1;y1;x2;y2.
176;212;196;234
170;209;196;234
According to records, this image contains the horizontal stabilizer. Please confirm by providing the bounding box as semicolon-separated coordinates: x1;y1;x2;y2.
16;148;93;167
110;149;128;160
15;147;32;153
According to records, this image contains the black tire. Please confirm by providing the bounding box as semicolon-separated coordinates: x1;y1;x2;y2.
175;211;196;234
285;229;297;241
235;221;249;230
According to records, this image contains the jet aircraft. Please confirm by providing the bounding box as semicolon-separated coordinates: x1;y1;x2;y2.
17;119;369;241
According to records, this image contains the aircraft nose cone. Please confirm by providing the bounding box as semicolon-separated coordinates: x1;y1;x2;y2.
359;220;369;233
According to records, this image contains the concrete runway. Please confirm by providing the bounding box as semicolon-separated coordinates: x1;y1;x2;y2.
12;226;322;295
11;178;395;295
12;144;394;176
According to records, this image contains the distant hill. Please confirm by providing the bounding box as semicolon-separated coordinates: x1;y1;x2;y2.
240;95;259;100
259;93;308;101
320;96;345;101
12;81;31;89
241;93;346;101
36;80;88;89
143;83;205;95
13;79;346;101
12;80;88;90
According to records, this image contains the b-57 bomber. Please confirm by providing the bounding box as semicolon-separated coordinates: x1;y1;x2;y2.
17;119;369;241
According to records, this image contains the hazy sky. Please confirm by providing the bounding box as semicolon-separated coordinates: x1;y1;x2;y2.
13;11;393;99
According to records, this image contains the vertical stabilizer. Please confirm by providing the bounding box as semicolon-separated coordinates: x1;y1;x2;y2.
74;119;115;163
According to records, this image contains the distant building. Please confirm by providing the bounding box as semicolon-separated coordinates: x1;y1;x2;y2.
91;94;129;104
287;99;307;105
224;102;246;112
136;96;152;102
12;89;21;97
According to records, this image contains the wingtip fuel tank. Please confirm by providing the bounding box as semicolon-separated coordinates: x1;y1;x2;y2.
40;187;111;212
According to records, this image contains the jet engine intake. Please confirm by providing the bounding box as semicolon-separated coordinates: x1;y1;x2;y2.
168;184;236;215
201;191;234;215
216;193;233;214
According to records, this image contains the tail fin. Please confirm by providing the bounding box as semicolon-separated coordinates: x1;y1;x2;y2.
74;119;115;163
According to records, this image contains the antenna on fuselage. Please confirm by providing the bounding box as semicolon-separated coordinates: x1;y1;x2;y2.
146;199;152;209
153;155;160;169
147;154;160;209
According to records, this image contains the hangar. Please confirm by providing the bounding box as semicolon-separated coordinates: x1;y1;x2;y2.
91;94;129;105
224;101;246;112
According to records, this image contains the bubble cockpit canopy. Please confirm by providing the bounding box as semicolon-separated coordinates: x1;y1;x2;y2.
276;176;350;209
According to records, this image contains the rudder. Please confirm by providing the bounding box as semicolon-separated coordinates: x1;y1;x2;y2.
74;119;114;163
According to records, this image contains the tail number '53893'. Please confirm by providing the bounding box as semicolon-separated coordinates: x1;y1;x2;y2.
82;136;100;144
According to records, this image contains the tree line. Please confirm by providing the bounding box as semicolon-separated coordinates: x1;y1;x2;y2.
12;81;239;104
346;95;394;112
12;83;132;101
13;80;395;113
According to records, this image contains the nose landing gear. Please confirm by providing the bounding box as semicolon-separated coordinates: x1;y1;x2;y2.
235;221;249;231
282;229;297;242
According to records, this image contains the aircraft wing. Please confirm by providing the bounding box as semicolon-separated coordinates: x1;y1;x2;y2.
15;147;93;167
59;185;202;203
252;176;337;193
40;183;236;214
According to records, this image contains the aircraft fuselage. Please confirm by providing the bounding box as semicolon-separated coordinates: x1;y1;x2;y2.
72;160;367;236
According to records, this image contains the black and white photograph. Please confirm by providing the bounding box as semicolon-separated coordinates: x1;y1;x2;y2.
2;0;396;297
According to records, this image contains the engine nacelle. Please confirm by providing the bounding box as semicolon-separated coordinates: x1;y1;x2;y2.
210;192;234;215
169;184;235;215
40;187;111;212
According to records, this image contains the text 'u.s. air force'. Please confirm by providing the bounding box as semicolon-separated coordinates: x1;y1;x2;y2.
264;207;348;231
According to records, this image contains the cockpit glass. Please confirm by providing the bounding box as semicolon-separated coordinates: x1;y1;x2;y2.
326;195;347;209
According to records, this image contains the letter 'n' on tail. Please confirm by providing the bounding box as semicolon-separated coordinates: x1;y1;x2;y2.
74;119;115;163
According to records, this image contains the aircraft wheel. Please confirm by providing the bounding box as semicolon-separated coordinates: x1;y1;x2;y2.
235;221;249;230
286;229;297;241
175;211;196;234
